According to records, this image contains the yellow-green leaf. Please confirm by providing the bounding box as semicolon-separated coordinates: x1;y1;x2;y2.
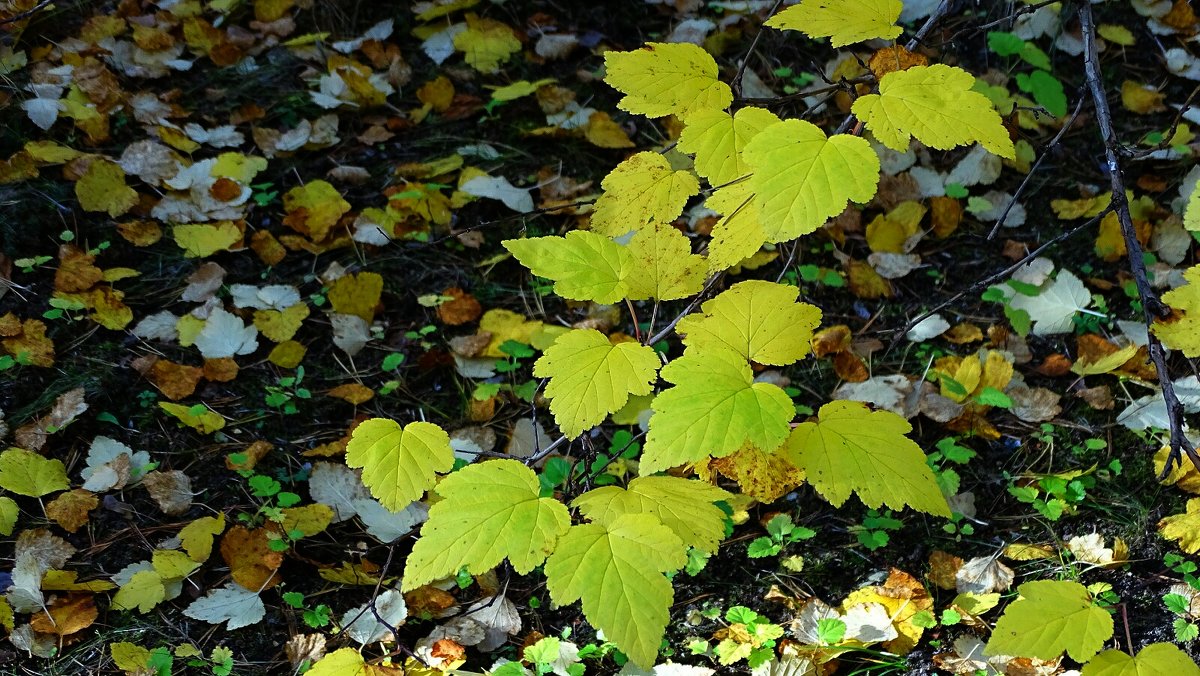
545;514;687;668
766;0;902;47
572;476;732;554
403;459;570;591
742;119;880;241
533;329;661;439
625;224;708;301
179;514;225;562
110;642;153;672
591;152;699;237
985;580;1114;662
1082;643;1200;676
503;231;631;303
678;107;781;185
111;570;166;613
603;42;733;122
0;496;16;536
307;648;370;676
345;419;454;511
642;348;794;474
782;400;951;516
1185;181;1200;231
676;280;821;365
852;64;1016;159
159;402;226;434
705;182;767;273
1159;498;1200;554
0;447;69;497
1154;264;1200;357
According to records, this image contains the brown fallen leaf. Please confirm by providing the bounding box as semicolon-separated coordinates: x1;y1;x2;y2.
142;470;193;516
16;387;87;450
30;593;97;637
45;489;99;533
221;525;283;591
436;287;482;325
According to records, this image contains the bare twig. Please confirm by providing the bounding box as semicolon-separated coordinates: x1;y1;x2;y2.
986;93;1087;240
731;0;786;98
0;0;53;26
887;208;1107;355
1079;2;1199;477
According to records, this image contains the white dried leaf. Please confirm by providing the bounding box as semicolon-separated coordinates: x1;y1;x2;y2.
309;462;370;522
956;556;1014;594
341;588;407;644
460;176;534;213
183;583;265;629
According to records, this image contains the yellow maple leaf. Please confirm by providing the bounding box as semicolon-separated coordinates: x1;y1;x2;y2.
533;329;661;439
283;180;350;242
253;304;310;342
173;222;244;258
1156;499;1200;552
453;14;521;74
676;279;821;366
76;159;138;217
590;152;699;237
327;272;383;322
1154;264;1200;357
603;42;733;122
625;225;708;301
852;64;1016;159
678;107;780;185
705;182;768;273
742;119;880;241
766;0;903;47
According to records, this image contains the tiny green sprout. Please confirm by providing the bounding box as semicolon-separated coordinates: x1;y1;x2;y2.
747;513;815;558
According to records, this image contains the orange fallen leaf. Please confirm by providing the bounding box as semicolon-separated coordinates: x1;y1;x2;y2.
30;593;97;637
221;525;283;591
45;489;99;533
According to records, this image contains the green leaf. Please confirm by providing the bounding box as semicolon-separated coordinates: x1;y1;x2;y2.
403;459;570;591
503;231;631;304
985;580;1114;662
1081;643;1200;675
987;31;1026;57
816;617;846;644
782;400;951;517
1017;70;1067;118
0;496;17;536
545;514;687;668
746;538;779;558
572;475;732;554
642;348;794;474
345;418;454;511
532;329;661;439
0;447;69;497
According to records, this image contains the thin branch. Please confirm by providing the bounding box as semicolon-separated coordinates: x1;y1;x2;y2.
887;208;1107;355
0;0;53;26
730;0;786;98
1079;2;1199;477
986;93;1087;240
645;272;726;346
906;0;955;51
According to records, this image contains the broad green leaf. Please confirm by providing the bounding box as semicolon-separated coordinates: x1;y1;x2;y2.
678;107;781;185
642;349;793;474
766;0;903;47
852;64;1016;159
572;476;733;553
1154;264;1200;357
345;419;454;511
1082;643;1200;676
0;447;69;497
403;459;570;590
705;181;768;273
0;496;17;536
781;400;950;516
742;119;880;241
676;280;822;365
533;329;661;439
545;514;687;668
985;580;1114;662
591;152;699;237
603;42;733;122
503;231;631;304
624;224;708;301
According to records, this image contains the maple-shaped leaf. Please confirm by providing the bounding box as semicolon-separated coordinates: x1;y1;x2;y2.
782;400;950;516
985;580;1114;662
345;419;454;511
403;459;570;591
182;582;265;630
76;158;138;218
625;224;708;301
572;476;732;554
604;42;733;122
110;570;165;614
545;514;687;668
1007;269;1092;336
705;182;768;273
1082;643;1200;676
453;14;521;74
678;107;780;185
1154;264;1200;357
0;448;69;497
742;119;880;241
766;0;902;47
533;329;661;439
852;65;1016;159
676;280;822;365
642;349;794;474
1159;498;1200;554
503;231;631;303
591;152;699;237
